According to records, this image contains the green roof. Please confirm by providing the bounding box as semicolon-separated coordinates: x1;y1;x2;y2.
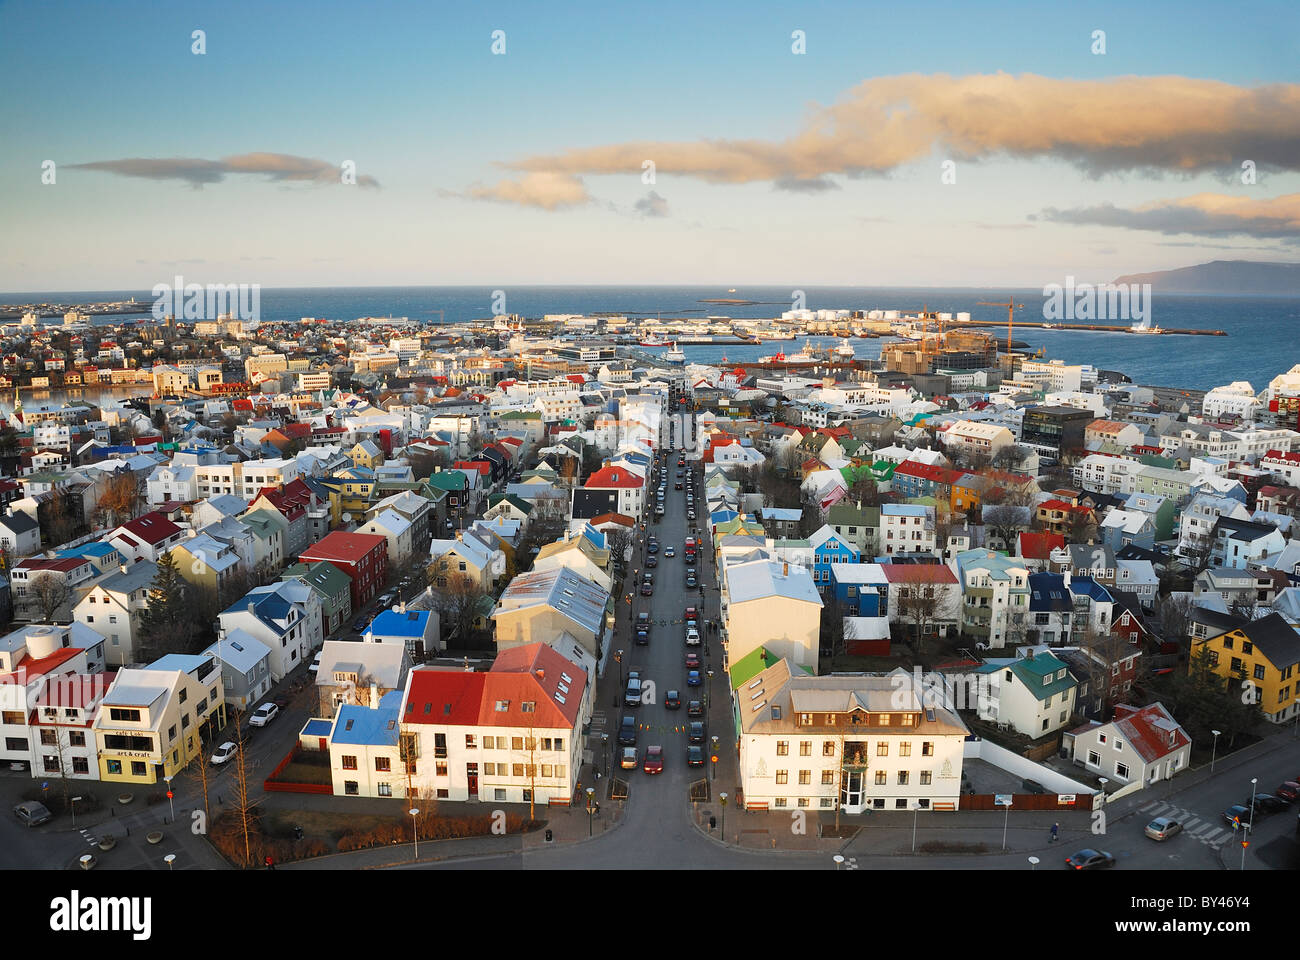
975;652;1076;702
428;472;468;492
1137;454;1175;469
729;646;813;690
500;410;541;420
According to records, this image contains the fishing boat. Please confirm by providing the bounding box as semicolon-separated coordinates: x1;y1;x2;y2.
639;338;669;347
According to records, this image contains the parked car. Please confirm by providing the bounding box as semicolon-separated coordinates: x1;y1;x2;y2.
685;605;699;621
646;555;658;568
621;747;639;770
625;678;643;707
308;652;322;674
1248;793;1288;814
1065;848;1115;870
1144;817;1182;841
211;741;238;765
1275;781;1300;801
636;628;650;646
687;700;704;717
643;746;664;774
687;745;705;767
685;627;700;646
685;573;698;589
1223;804;1254;831
377;592;396;608
665;690;681;710
647;540;659;554
686;670;702;686
687;511;696;521
352;617;369;632
641;581;654;596
685;651;701;669
618;716;638;746
249;702;279;727
675;481;683;490
688;721;706;745
1021;779;1047;794
13;801;52;827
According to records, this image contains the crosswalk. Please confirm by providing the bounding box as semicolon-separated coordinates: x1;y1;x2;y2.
78;827;99;847
1137;800;1240;848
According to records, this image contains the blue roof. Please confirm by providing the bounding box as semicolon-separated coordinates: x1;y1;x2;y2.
331;690;402;746
368;609;432;638
301;718;333;738
581;523;607;552
1028;572;1072;612
56;542;119;559
1069;576;1113;604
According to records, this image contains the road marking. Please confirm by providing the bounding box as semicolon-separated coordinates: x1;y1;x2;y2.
1141;800;1169;815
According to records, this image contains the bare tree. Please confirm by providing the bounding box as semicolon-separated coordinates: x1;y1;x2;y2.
897;581;956;658
31;572;70;622
228;710;259;869
430;572;489;648
983;503;1030;552
93;470;144;528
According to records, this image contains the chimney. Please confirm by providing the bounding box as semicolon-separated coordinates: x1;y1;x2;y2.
247;601;256;614
537;668;545;680
120;564;128;575
369;682;379;708
782;562;788;577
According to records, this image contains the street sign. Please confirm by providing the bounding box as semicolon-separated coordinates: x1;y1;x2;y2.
994;795;1013;807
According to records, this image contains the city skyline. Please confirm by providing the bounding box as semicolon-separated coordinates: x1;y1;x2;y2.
3;0;1299;291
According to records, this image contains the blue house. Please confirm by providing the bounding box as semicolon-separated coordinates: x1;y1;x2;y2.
829;562;888;616
809;525;860;596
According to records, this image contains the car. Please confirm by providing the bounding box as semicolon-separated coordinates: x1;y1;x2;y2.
249;702;279;726
636;628;650;645
618;716;638;746
377;592;397;608
1248;793;1288;814
352;617;369;632
646;555;658;568
636;612;652;631
641;582;654;596
688;721;706;745
13;801;52;827
1144;816;1182;841
687;511;696;521
687;745;705;767
643;746;664;774
1275;781;1300;801
675;482;683;490
211;741;238;765
625;678;643;707
685;651;701;669
688;699;704;717
665;690;681;710
1223;804;1254;831
621;747;639;770
1065;849;1115;870
308;652;321;674
685;605;699;620
685;627;700;646
685;552;697;564
647;541;659;553
686;670;702;686
685;574;698;589
664;546;675;557
1021;779;1047;794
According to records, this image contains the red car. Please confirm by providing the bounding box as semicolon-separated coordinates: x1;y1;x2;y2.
643;745;664;774
685;651;701;669
684;605;699;621
1276;781;1300;801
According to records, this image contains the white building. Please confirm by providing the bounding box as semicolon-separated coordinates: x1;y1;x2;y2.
722;558;822;674
974;647;1078;738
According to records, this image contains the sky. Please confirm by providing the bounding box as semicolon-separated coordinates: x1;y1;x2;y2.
2;0;1299;292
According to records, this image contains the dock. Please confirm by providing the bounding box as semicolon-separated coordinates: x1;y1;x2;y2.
952;320;1226;336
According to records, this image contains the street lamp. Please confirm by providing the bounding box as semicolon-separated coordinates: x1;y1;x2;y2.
719;792;728;839
1293;699;1300;739
70;796;82;828
409;807;421;861
1028;856;1039;871
1210;729;1221;772
602;734;609;778
711;736;719;782
586;787;595;837
164;775;175;823
1249;778;1257;832
618;650;625;688
833;854;845;871
164;853;176;871
1097;777;1108;819
911;802;922;852
707;669;714;709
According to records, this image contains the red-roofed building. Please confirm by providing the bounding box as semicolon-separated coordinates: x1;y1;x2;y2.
397;642;588;804
585;464;645;517
247;477;324;556
1262;449;1300;486
10;556;98;621
1064;702;1189;788
877;563;961;636
107;511;186;562
1017;531;1066;570
1035;498;1096;537
299;530;388;610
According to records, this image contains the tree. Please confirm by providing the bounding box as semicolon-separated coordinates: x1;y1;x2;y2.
819;596;848;662
983;503;1030;553
93;470;144;529
227;711;259;869
138;551;199;660
897;581;956;658
991;444;1030;471
797;491;823;539
40;486;82;546
1162;645;1262;749
31;572;71;622
430;569;489;648
1156;592;1194;646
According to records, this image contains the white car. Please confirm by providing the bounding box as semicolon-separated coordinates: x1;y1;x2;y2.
308;652;322;674
210;741;237;765
249;702;279;727
685;627;700;646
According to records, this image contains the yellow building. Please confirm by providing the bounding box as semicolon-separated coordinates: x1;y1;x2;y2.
94;656;226;783
1193;613;1300;724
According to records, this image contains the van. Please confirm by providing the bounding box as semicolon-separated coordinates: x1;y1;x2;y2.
625;678;642;707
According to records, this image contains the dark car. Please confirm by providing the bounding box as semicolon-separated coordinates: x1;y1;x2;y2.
1248;793;1288;814
13;801;52;827
687;699;704;717
1021;779;1047;794
1065;849;1115;870
665;690;681;710
1276;781;1300;801
647;541;659;553
685;651;701;669
1223;804;1254;831
646;555;658;568
685;574;698;589
687;745;705;767
664;546;675;558
641;581;654;596
675;482;683;490
636;612;651;631
686;670;702;686
635;628;650;646
618;716;638;746
352;618;369;632
688;721;706;745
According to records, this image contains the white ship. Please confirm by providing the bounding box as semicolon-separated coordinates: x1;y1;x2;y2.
835;341;856;358
664;342;687;363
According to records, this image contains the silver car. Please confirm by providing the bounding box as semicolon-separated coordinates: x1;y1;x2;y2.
13;801;52;827
1144;816;1182;841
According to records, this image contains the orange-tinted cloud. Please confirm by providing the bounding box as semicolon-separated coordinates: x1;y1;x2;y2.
1039;192;1300;239
467;172;592;210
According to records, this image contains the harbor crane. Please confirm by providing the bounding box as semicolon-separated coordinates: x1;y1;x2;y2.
977;298;1025;358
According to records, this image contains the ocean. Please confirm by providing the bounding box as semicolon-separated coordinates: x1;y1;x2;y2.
3;285;1298;392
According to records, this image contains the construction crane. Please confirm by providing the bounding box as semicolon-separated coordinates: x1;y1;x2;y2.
977;297;1025;358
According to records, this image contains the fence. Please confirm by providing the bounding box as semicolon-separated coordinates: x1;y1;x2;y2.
962;793;1085;811
263;744;334;795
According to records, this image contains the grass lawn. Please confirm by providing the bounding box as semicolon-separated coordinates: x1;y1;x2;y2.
263;808;400;841
268;760;332;785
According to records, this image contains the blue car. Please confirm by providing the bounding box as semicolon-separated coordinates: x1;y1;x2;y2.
686;670;702;686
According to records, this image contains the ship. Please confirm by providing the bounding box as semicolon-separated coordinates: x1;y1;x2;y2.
835;341;856;358
639;338;669;347
1130;321;1164;334
664;342;687;363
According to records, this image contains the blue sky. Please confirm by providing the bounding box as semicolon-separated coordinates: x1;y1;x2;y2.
2;0;1298;292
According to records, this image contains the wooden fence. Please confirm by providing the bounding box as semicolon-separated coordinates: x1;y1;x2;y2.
962;792;1084;811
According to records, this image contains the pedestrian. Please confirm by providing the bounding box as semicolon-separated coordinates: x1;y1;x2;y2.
265;854;275;870
1050;822;1059;843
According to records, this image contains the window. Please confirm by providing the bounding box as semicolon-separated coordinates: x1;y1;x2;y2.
1114;739;1123;752
775;770;788;784
375;757;390;772
1115;762;1130;779
876;742;889;756
435;761;448;776
512;764;524;778
1242;640;1253;655
377;783;392;797
799;741;811;756
494;789;507;801
434;733;447;758
342;755;358;770
1088;750;1101;766
109;708;140;723
823;741;836;756
875;770;887;785
897;771;909;785
798;770;811;785
131;762;147;777
821;770;835;785
69;731;85;747
774;798;787;808
776;740;789;756
899;742;912;757
40;729;57;746
1254;664;1266;681
920;771;932;785
465;734;477;749
922;741;934;756
72;757;88;775
484;763;496;776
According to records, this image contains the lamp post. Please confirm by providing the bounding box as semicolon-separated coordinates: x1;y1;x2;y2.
70;796;82;828
1249;777;1257;833
409;807;420;861
1028;856;1039;871
618;650;625;688
1210;729;1221;772
602;734;609;779
711;736;719;782
911;802;921;852
1293;699;1300;739
833;854;845;871
719;791;728;840
164;853;176;871
707;669;714;710
586;787;595;837
164;775;175;823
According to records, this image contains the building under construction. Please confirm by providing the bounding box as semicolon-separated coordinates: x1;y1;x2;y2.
881;328;1001;375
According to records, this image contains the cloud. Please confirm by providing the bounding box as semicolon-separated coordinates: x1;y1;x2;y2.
503;74;1300;186
634;190;670;217
467;172;592;210
1038;193;1300;239
974;222;1033;230
67;152;379;188
774;176;840;193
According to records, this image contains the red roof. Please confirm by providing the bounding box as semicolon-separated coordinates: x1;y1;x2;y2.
115;511;182;546
585;466;644;489
453;460;492;475
1018;531;1066;560
1111;703;1189;763
588;512;635;528
13;647;83;681
1264;449;1300;464
403;670;487;725
300;530;387;564
878;564;958;585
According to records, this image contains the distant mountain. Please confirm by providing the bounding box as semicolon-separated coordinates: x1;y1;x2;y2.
1113;260;1300;295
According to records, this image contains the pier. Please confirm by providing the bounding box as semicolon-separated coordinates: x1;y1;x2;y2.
952;320;1227;336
